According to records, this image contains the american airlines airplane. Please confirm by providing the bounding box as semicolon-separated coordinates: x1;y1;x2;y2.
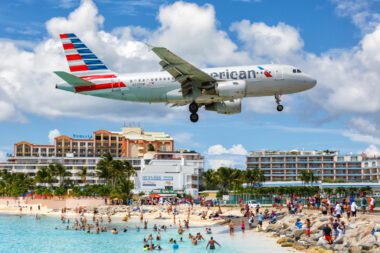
55;33;317;122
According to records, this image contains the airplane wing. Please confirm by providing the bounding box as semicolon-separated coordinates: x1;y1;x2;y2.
151;47;216;96
54;71;93;87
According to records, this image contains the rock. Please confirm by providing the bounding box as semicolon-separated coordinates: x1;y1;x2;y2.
334;235;344;244
293;243;307;251
319;217;328;222
265;222;283;232
349;246;361;253
317;237;328;247
312;231;323;241
277;237;294;245
307;246;333;253
294;229;305;240
281;242;293;247
359;234;377;250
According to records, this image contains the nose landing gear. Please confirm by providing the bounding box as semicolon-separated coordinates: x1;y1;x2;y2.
275;94;284;112
189;102;199;123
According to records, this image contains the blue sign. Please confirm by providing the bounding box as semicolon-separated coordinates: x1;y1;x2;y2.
73;134;93;139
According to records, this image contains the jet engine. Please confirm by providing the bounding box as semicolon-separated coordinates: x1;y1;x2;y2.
205;99;242;114
215;80;246;99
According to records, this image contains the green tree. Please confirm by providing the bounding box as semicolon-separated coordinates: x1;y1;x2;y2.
202;170;218;190
216;167;234;193
51;163;72;187
77;166;88;184
35;166;54;187
245;168;265;189
299;170;310;186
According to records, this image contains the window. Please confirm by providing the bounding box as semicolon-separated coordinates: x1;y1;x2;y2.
293;69;296;73
297;69;302;73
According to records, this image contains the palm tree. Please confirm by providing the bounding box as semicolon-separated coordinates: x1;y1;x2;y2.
299;170;310;186
245;168;265;189
35;166;54;187
96;153;113;185
50;163;72;187
202;170;218;190
216;167;234;193
77;166;88;184
309;170;319;186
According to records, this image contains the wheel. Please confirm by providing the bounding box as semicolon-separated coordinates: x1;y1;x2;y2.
189;102;198;113
277;104;284;112
190;113;199;123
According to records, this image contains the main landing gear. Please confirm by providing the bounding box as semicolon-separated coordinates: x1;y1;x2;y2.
189;102;199;123
275;94;284;112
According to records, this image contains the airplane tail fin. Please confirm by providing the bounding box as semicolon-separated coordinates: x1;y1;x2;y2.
59;33;118;81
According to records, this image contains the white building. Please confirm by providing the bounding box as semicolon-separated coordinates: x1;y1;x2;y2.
135;151;204;197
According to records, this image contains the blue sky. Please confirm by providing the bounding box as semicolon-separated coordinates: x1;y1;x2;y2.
1;0;380;168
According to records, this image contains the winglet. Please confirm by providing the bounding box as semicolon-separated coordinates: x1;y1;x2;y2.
145;43;155;51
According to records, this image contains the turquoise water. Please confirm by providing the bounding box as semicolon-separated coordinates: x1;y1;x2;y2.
0;214;286;253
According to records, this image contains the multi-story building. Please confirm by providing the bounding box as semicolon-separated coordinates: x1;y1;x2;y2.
14;127;174;158
247;150;380;182
0;128;203;196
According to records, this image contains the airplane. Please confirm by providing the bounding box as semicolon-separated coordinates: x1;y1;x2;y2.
55;33;317;123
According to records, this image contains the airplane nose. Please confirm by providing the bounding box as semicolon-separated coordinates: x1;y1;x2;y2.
304;76;317;89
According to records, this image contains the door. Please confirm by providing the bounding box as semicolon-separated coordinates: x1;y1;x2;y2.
275;66;283;80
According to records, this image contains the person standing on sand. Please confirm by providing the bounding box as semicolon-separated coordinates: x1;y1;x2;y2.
322;224;333;244
258;212;264;231
241;219;245;233
206;237;221;250
369;197;375;215
351;201;358;217
305;219;311;237
361;196;367;214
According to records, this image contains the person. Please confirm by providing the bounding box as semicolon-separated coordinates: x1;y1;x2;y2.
229;220;234;234
361;196;367;214
248;215;254;228
369;197;375;214
111;228;118;234
241;219;245;233
192;237;198;245
351;201;358;217
206;237;221;250
258;212;264;231
172;240;179;250
295;218;303;229
322;224;333;244
305;219;311;237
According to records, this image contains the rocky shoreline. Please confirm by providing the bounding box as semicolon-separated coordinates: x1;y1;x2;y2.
263;211;380;252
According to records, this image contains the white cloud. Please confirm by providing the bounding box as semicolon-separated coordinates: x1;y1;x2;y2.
48;129;61;144
230;20;304;62
208;159;236;169
364;144;380;156
332;0;380;33
207;144;247;155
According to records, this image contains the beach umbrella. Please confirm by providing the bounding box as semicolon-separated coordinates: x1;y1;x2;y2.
149;193;161;198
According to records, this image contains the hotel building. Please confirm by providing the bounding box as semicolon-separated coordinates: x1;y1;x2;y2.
0;127;203;196
247;150;380;182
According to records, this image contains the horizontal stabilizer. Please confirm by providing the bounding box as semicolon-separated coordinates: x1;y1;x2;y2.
54;71;93;87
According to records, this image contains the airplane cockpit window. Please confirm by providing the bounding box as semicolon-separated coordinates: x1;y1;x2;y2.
293;69;302;73
292;69;296;73
297;69;302;73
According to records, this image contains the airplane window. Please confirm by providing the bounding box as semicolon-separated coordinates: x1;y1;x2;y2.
293;69;296;73
297;69;302;73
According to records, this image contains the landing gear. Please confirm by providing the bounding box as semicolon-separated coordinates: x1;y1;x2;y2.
189;102;198;113
190;113;199;123
189;102;199;123
275;94;284;112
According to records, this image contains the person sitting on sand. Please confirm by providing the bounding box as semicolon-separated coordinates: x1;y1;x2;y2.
206;237;221;250
295;218;303;229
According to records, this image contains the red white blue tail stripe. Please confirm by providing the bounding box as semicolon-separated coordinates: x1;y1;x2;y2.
59;33;126;92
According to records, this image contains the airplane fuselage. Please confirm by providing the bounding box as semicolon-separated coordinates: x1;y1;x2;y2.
65;64;316;105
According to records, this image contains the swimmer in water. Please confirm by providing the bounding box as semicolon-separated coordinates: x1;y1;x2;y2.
206;237;221;250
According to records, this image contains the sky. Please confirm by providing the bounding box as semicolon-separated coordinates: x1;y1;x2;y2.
1;0;380;169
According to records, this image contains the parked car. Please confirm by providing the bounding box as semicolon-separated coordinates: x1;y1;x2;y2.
246;200;261;209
